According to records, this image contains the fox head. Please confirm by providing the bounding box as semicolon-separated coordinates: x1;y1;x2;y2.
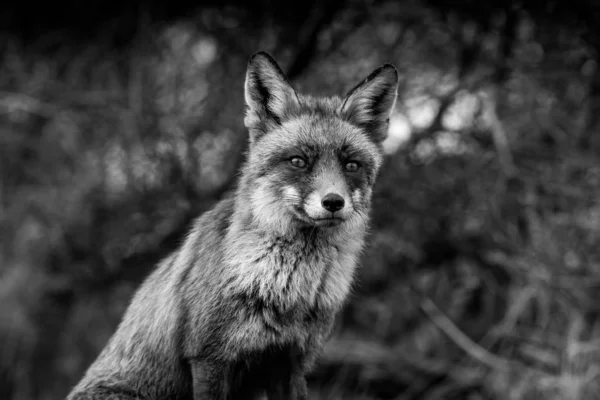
239;51;398;235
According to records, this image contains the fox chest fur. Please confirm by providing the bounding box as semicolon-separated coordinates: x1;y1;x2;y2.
218;225;363;355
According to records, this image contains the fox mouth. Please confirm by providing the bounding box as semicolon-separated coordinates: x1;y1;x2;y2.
290;206;344;228
311;217;343;227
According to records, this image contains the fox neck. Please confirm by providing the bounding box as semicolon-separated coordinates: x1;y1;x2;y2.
222;177;367;311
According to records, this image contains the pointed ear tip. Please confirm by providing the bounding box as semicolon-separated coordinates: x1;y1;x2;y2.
381;63;399;80
248;51;277;67
250;51;271;60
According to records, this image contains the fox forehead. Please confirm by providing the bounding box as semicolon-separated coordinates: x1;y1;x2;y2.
251;115;383;166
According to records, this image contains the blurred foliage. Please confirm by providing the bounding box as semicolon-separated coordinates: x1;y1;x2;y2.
1;0;600;399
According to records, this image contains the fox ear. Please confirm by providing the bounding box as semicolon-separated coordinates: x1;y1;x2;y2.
340;64;399;144
244;52;299;141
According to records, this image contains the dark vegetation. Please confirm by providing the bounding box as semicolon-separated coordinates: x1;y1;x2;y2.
1;0;600;398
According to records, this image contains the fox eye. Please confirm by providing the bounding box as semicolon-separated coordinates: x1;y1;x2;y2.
345;161;360;172
290;157;307;169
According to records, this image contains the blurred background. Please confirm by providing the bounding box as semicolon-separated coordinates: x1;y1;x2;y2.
1;0;600;399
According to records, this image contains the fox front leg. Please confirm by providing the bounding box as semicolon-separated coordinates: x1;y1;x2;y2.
264;348;309;400
264;371;308;400
278;314;334;400
190;359;229;400
290;372;309;400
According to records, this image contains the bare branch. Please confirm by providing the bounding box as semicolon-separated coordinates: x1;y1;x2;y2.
400;73;493;151
419;296;512;371
481;88;517;177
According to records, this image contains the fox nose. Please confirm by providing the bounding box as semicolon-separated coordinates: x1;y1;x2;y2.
321;193;345;212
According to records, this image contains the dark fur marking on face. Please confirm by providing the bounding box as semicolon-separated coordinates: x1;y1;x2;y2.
253;152;295;180
344;170;366;194
339;141;376;171
338;146;377;188
263;144;319;170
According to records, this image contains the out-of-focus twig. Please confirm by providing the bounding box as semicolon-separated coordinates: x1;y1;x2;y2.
399;20;490;152
0;91;58;117
419;294;560;381
400;73;492;151
480;88;517;177
419;296;512;371
484;3;519;178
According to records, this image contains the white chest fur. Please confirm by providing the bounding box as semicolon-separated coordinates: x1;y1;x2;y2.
219;229;363;355
224;231;361;311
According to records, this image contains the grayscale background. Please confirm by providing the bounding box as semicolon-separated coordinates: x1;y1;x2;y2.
1;0;599;399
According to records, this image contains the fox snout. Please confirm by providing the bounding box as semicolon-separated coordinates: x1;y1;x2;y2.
321;193;345;213
297;184;354;227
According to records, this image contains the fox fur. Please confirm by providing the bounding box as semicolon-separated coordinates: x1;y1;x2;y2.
67;52;398;400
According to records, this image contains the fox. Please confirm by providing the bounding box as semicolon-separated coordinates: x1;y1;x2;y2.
67;51;398;400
